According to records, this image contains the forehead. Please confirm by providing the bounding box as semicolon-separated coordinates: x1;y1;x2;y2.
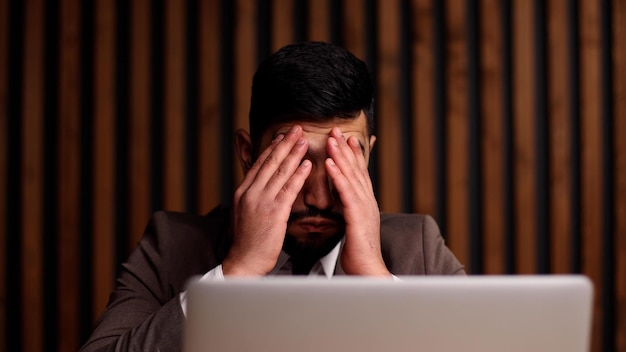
262;113;370;143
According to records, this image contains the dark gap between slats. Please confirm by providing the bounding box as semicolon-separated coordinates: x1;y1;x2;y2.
399;0;414;214
116;0;131;269
330;0;343;46
220;0;235;205
365;0;379;199
294;0;308;42
567;0;582;275
433;0;447;237
501;0;516;274
6;0;25;350
467;0;484;274
257;0;272;63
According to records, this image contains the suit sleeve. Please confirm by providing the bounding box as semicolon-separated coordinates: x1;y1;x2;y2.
422;215;466;275
80;212;194;352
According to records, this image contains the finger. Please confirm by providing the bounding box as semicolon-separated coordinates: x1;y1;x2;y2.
237;133;285;193
248;125;305;190
324;157;360;205
327;136;369;191
347;135;368;171
275;159;312;204
328;127;359;166
264;137;310;194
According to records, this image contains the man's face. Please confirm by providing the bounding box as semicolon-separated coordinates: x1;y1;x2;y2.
257;112;376;258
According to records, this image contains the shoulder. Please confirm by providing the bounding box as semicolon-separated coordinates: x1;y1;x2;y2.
380;213;440;243
127;205;231;290
380;213;464;275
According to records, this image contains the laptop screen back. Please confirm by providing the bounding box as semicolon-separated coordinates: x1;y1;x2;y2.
184;276;593;352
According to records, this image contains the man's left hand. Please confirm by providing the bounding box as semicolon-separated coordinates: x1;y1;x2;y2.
324;127;391;276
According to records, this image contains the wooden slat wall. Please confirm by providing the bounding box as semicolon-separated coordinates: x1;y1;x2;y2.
2;1;625;351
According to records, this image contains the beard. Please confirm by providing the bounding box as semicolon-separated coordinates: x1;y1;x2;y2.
283;206;346;260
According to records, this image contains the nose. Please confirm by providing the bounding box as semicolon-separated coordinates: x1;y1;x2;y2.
302;164;335;211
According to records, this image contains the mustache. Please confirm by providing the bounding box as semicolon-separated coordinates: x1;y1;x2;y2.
288;207;344;224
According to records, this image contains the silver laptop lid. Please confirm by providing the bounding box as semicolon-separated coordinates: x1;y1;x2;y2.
184;275;593;352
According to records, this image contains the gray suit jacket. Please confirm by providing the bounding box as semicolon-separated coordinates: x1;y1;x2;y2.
81;205;464;352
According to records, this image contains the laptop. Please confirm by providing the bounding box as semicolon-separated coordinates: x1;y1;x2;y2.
184;275;593;352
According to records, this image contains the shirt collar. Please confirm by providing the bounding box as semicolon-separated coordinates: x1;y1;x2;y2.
270;241;342;278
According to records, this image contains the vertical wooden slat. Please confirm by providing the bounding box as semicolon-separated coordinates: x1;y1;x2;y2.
444;0;469;268
480;0;505;274
0;0;8;347
92;0;116;322
308;0;330;42
21;0;44;350
197;0;221;213
547;0;571;274
58;0;81;350
512;0;536;274
342;0;365;59
376;0;402;213
163;0;186;211
579;0;603;350
272;0;293;52
234;0;256;183
412;0;437;218
129;0;151;248
614;1;626;350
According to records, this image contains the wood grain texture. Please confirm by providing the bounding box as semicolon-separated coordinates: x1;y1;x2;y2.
411;0;437;218
58;0;81;350
579;0;603;350
272;0;294;51
512;0;536;274
129;0;152;248
308;0;330;42
444;0;469;269
234;0;256;184
163;0;186;211
547;0;572;274
197;0;222;213
21;1;45;350
376;0;402;213
614;1;626;351
92;0;116;322
342;0;366;59
480;0;505;274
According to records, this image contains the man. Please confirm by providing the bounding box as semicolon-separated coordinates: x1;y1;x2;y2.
81;41;464;352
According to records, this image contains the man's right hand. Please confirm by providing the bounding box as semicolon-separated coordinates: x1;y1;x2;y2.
222;125;311;276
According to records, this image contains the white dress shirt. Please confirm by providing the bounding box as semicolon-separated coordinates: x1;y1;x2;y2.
179;242;342;317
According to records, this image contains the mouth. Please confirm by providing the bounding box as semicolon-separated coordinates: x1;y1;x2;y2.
292;217;338;233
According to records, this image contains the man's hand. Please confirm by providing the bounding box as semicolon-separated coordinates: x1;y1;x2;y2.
324;127;390;276
223;126;312;276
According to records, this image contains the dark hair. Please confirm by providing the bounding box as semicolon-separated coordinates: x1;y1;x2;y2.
249;42;374;148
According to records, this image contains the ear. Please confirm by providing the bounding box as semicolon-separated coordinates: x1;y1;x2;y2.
368;135;377;152
235;129;254;174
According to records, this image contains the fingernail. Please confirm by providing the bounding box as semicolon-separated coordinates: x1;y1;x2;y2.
274;134;285;142
329;137;338;146
297;138;306;145
289;125;301;134
301;159;311;168
327;158;336;166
